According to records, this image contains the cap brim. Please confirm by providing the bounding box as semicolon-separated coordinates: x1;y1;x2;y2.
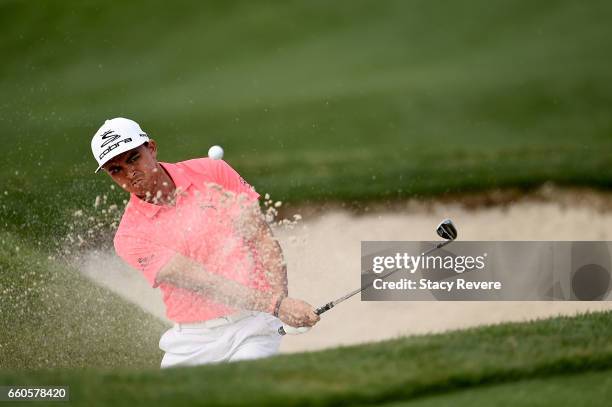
94;139;148;174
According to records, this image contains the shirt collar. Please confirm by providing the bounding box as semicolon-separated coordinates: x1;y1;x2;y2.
128;161;193;219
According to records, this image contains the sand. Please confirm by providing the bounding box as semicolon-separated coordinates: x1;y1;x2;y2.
78;192;612;354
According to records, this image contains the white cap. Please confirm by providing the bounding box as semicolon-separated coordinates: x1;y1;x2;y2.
91;117;150;173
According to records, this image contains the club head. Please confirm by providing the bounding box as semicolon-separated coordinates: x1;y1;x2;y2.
436;218;457;240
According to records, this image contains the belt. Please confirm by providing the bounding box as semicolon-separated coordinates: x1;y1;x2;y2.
175;311;256;330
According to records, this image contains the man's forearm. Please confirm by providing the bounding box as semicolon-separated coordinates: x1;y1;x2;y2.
156;254;281;313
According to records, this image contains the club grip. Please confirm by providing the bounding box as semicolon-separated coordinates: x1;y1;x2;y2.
315;302;334;315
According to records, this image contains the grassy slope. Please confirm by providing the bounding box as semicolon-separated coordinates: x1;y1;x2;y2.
0;231;167;370
1;0;611;244
0;311;611;406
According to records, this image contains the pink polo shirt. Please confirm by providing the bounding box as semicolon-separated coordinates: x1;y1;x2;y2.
113;158;271;323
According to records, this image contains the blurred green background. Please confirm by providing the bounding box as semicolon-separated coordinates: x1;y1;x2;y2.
1;0;611;245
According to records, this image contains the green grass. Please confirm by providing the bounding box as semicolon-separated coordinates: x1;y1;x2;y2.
0;231;167;370
0;311;611;406
1;0;612;244
386;370;612;407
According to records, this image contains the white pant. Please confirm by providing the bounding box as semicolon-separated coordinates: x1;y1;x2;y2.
159;311;283;368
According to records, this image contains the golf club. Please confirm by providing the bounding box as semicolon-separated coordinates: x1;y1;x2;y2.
278;218;458;335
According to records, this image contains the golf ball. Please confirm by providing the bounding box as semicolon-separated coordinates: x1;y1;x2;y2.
208;145;224;160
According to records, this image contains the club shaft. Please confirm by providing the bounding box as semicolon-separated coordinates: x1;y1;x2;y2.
315;240;451;314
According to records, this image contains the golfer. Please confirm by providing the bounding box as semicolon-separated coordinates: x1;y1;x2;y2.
91;117;319;368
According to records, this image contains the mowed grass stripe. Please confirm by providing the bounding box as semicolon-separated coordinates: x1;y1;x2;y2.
382;369;612;407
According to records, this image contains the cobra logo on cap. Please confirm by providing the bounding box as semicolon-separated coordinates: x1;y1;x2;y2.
98;130;133;160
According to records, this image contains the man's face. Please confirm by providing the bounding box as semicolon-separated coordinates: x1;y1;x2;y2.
102;141;160;198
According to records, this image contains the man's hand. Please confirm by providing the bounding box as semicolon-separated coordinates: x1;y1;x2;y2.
277;297;320;327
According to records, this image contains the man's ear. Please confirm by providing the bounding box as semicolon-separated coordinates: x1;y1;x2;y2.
146;139;158;159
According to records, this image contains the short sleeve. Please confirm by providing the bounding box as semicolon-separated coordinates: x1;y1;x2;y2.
114;233;176;288
212;160;260;203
